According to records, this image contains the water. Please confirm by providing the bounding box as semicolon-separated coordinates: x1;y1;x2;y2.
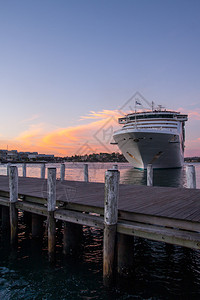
0;162;200;299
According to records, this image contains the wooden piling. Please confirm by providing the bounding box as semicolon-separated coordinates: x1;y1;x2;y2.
1;206;10;232
9;166;18;246
41;163;45;179
60;163;65;182
47;167;56;262
117;233;134;277
103;169;119;287
32;213;44;238
7;163;11;176
186;165;196;189
22;163;26;177
84;164;89;182
147;164;153;186
63;222;83;255
23;211;32;229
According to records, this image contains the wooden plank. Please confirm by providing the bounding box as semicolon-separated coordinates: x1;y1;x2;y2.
187;210;200;222
20;195;46;205
54;209;104;228
143;198;193;217
16;201;47;216
118;210;200;233
0;196;10;207
117;221;200;250
1;175;200;227
63;203;104;215
0;191;9;198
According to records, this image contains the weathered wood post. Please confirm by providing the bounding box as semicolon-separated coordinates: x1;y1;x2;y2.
22;163;27;177
63;222;83;255
1;206;10;232
47;167;56;262
7;163;11;176
103;169;119;286
186;165;196;189
147;164;153;186
84;164;89;182
32;214;44;238
9;166;18;246
41;163;45;179
60;163;65;182
117;233;134;277
113;164;118;170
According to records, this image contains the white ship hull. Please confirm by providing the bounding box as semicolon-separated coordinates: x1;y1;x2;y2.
113;129;184;169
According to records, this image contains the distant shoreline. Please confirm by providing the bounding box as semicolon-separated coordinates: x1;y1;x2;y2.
0;157;199;164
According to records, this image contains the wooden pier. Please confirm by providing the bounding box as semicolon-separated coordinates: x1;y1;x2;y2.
0;165;200;286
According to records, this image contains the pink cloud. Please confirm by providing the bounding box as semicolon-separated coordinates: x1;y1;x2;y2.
178;107;200;120
8;110;121;156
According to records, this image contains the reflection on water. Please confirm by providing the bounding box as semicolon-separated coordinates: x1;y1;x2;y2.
121;167;185;187
120;167;147;185
0;162;199;188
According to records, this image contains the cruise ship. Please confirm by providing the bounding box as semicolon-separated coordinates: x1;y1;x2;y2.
113;105;188;169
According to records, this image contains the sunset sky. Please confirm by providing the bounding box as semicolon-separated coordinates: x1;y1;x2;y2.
0;0;200;157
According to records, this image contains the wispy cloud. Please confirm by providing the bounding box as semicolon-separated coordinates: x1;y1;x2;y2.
9;109;121;156
15;123;46;142
19;114;40;124
178;107;200;120
80;109;121;120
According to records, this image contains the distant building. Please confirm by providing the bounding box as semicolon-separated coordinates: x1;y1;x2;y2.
0;150;7;161
37;154;54;161
6;150;18;161
28;153;39;160
0;149;54;162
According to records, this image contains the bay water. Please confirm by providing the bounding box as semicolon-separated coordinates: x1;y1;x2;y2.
0;162;200;299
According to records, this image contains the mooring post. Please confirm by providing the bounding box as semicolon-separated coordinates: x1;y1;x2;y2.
9;166;18;246
7;163;11;176
147;164;153;186
103;169;119;287
60;163;65;182
186;165;196;189
47;167;56;262
84;164;89;182
22;163;27;177
113;164;118;170
41;163;45;179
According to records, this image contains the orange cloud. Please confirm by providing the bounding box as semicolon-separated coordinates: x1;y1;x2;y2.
40;116;120;156
2;108;200;157
16;123;46;146
80;109;121;120
9;111;121;156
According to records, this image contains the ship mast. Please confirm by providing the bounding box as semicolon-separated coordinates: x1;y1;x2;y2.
135;99;141;128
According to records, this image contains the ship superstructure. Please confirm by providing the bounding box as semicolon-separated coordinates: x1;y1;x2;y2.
113;106;188;169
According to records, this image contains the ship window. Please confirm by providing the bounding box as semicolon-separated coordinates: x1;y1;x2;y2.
129;114;174;120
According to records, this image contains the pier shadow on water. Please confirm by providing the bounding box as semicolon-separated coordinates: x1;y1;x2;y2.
120;166;186;187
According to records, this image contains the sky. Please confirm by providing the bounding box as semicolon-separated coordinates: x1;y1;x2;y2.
0;0;200;157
